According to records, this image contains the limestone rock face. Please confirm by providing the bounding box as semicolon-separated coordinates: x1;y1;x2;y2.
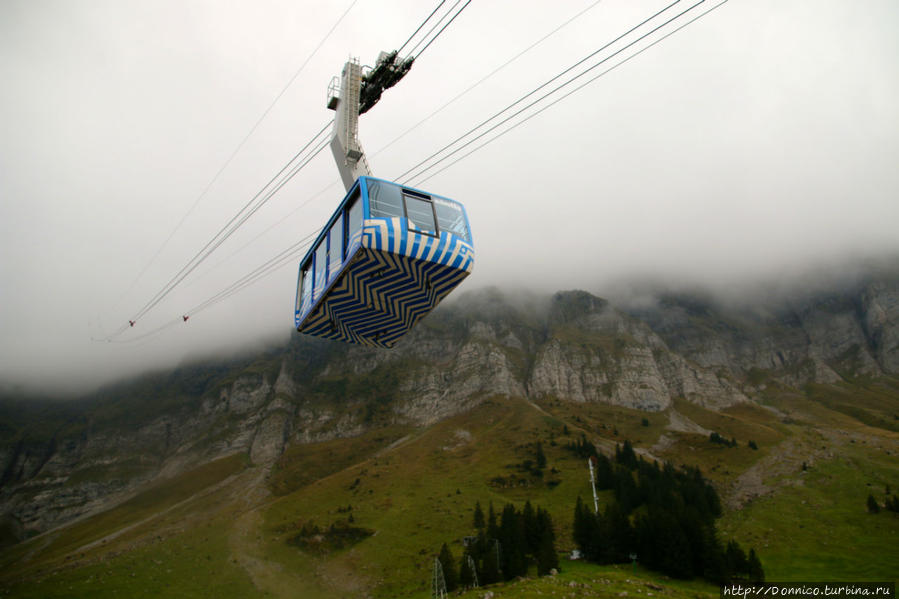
2;272;898;537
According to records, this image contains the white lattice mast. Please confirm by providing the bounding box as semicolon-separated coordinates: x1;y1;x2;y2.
588;457;599;514
432;558;448;599
327;58;372;192
466;554;479;588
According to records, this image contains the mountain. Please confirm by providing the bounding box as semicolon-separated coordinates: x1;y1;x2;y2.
1;271;898;596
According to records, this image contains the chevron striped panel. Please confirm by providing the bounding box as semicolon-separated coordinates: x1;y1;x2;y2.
296;218;474;348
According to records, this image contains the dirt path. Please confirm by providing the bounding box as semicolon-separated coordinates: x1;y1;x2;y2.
71;471;245;556
225;467;357;598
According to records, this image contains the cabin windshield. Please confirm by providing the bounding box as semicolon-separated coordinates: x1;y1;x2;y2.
434;199;469;242
313;242;328;302
346;189;363;251
298;264;312;314
368;179;404;219
404;193;437;234
367;179;469;242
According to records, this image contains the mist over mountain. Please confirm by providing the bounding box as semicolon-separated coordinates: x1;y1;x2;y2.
1;263;897;541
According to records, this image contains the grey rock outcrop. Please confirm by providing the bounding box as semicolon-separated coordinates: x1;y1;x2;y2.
2;271;898;537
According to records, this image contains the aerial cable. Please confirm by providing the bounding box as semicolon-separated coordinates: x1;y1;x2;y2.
127;122;329;323
110;0;358;314
408;0;473;60
414;0;731;186
93;317;181;345
130;131;331;324
184;230;319;318
182;0;476;292
404;0;464;57
122;0;603;320
397;0;685;183
111;0;731;341
186;179;342;287
372;0;604;159
397;0;448;57
396;0;690;184
118;121;331;332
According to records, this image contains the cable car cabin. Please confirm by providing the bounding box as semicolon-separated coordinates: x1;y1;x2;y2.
295;176;474;348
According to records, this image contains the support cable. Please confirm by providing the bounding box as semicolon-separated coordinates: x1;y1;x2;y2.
410;0;473;60
114;121;331;334
414;0;731;186
397;0;448;56
371;0;604;159
396;0;686;184
110;0;358;313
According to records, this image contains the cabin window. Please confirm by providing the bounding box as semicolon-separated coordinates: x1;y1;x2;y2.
298;264;313;313
404;193;437;235
434;200;469;242
313;240;328;301
346;189;363;255
368;179;404;219
329;214;343;277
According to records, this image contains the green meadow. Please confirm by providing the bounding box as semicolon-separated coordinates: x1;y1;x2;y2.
2;384;897;597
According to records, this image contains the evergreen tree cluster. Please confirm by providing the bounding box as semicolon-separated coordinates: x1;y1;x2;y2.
437;500;559;591
888;496;899;512
868;492;899;513
709;432;738;448
572;441;763;584
566;433;600;459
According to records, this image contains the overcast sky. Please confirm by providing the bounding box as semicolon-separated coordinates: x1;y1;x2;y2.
1;0;897;394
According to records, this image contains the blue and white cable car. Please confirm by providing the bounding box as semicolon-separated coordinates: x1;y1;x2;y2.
294;176;473;347
294;55;474;347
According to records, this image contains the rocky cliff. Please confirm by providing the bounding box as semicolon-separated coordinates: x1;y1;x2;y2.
1;271;898;540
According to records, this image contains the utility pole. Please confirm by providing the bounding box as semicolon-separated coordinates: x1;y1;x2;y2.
432;558;448;599
466;554;479;588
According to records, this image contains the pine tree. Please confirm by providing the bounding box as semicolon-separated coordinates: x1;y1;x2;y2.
458;552;477;588
480;538;501;584
700;528;728;585
867;494;880;514
473;501;485;530
747;548;765;582
522;501;539;555
535;507;559;575
536;442;547;469
438;543;458;592
536;533;559;575
573;496;600;560
499;503;527;580
725;540;748;578
887;495;899;513
487;502;499;540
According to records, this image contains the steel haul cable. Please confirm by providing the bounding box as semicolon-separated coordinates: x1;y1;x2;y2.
110;0;359;316
396;0;688;184
416;0;731;186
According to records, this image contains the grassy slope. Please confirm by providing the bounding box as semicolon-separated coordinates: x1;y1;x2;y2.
1;384;897;597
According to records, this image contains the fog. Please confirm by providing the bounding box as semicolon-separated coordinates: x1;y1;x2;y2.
1;0;897;395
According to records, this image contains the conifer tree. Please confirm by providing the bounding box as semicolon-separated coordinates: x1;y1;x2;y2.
747;548;765;582
725;540;748;577
459;552;477;588
499;503;527;579
487;502;499;540
522;500;539;555
473;501;485;530
536;507;559;575
867;494;880;514
536;441;547;469
438;542;458;591
573;496;600;560
480;539;501;584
